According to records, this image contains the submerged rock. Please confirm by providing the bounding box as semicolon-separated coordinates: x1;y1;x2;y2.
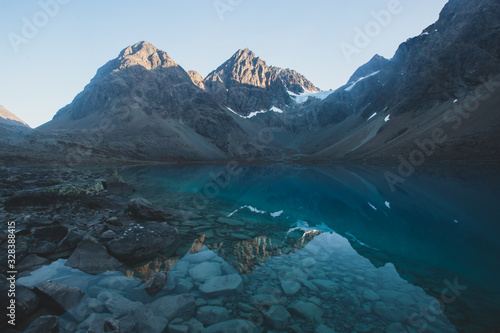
189;261;222;283
287;300;324;323
196;305;230;326
151;294;195;321
263;305;291;330
127;197;173;220
24;315;59;333
204;319;258;333
199;274;244;297
144;271;167;296
34;281;84;313
65;239;125;274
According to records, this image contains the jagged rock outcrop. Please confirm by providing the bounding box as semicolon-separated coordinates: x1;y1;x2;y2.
188;70;205;89
204;48;320;116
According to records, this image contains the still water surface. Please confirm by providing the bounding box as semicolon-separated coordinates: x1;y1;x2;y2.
20;164;500;332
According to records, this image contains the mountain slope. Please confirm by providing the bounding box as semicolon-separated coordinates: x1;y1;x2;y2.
39;42;274;161
306;0;500;162
0;105;30;128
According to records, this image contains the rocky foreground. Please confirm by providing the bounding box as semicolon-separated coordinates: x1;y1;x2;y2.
0;165;332;332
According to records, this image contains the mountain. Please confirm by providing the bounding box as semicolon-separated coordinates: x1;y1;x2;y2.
39;41;274;161
302;0;500;162
204;48;320;117
2;0;499;164
0;105;30;128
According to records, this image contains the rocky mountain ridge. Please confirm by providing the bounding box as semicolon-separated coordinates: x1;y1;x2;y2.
1;0;499;164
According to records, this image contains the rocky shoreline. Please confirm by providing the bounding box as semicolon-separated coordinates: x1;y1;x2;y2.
0;165;327;332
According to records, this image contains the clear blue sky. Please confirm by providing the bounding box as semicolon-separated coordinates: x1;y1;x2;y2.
0;0;448;128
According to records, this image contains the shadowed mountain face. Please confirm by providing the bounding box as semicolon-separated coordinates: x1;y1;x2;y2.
38;42;276;161
1;0;499;164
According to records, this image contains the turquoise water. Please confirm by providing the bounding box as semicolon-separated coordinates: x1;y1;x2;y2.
20;164;500;332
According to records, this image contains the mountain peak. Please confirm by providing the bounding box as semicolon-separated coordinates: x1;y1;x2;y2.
115;41;178;71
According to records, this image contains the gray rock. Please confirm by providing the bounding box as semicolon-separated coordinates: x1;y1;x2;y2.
24;315;59;333
34;281;84;313
144;271;167;296
98;275;139;291
33;225;68;243
16;286;39;320
168;324;189;333
65;239;125;274
57;229;84;252
17;254;49;273
280;279;301;296
310;279;338;292
185;318;204;333
135;304;170;333
106;222;178;262
199;274;244;297
263;305;291;330
287;300;324;323
189;261;222;283
29;240;56;255
175;278;194;293
128;197;173;220
204;319;258;333
151;294;195;320
315;324;336;333
196;306;230;326
183;248;217;263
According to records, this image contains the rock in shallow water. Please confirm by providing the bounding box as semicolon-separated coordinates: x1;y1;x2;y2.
263;305;291;329
151;294;195;321
196;305;230;326
34;280;84;313
24;315;59;333
189;261;222;283
65;239;125;274
144;271;167;296
287;300;324;323
199;274;244;297
204;319;258;333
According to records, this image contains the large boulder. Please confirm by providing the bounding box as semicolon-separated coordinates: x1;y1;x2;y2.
106;222;178;263
34;281;84;313
65;239;125;274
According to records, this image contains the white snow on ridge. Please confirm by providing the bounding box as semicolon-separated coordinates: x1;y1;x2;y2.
345;71;380;92
288;89;334;104
270;106;283;113
227;106;283;119
367;112;377;121
384;114;391;122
